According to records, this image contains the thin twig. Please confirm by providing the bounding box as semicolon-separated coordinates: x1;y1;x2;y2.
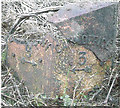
1;83;22;91
71;74;85;106
104;72;118;104
9;6;62;35
1;100;10;106
71;80;79;106
6;68;25;104
1;93;25;106
89;86;103;101
11;77;24;104
24;86;34;106
34;93;47;106
108;67;116;86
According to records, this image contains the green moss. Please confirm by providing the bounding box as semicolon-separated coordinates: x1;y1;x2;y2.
2;50;7;63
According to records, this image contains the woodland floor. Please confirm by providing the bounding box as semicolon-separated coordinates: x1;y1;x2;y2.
1;0;120;107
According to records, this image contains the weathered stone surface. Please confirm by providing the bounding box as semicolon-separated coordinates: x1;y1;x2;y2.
7;1;118;98
8;33;111;98
48;2;118;62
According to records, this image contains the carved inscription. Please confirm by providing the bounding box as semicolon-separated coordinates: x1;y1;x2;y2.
70;34;114;51
78;51;86;65
7;1;117;98
8;35;108;98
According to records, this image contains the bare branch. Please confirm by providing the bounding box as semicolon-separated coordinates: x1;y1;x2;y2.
89;86;103;101
1;93;25;106
104;72;118;104
9;6;62;35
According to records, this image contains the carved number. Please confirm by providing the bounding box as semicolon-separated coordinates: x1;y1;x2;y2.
78;52;86;65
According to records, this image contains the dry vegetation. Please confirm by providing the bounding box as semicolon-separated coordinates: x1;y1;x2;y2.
1;0;120;107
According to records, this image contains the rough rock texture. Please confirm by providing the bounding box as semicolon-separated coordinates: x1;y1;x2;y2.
8;33;111;98
7;1;118;98
48;2;118;62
